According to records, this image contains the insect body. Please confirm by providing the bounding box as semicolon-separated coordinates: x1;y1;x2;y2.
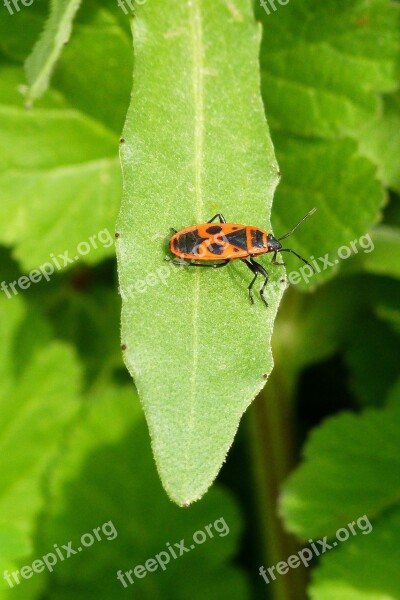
167;208;316;307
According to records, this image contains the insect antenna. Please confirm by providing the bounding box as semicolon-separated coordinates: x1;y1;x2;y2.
278;207;317;242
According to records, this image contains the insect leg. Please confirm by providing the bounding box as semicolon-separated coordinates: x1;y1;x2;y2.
207;214;227;224
243;259;259;304
271;251;285;266
244;257;268;306
180;259;230;268
250;257;269;307
165;257;230;268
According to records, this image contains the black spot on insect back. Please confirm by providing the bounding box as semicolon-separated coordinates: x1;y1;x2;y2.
206;225;223;234
178;230;208;254
224;228;247;250
251;229;265;249
208;243;225;255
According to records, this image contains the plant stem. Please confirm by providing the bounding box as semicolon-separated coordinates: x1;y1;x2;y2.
248;358;308;600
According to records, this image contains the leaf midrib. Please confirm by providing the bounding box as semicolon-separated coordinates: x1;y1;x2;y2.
184;0;205;500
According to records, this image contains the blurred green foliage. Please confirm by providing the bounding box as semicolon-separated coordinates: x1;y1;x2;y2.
0;0;399;599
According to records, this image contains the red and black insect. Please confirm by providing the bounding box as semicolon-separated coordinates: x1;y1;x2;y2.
167;208;316;307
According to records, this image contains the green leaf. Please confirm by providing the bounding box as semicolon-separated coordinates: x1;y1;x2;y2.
271;278;360;377
271;136;384;288
273;276;400;398
0;295;80;578
41;386;250;599
24;0;82;106
116;0;282;504
387;379;400;410
310;507;400;600
344;315;400;406
44;284;124;388
280;404;400;539
0;2;47;63
51;5;132;133
257;0;399;139
0;65;120;271
344;314;400;406
376;304;400;335
359;225;400;279
256;0;397;285
358;92;400;193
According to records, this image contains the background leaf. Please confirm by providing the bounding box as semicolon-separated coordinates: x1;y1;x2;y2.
269;136;384;287
51;4;132;132
280;403;400;539
255;0;400;290
358;92;400;192
257;0;399;139
344;314;400;406
0;3;131;273
358;225;400;279
24;0;82;106
0;295;80;581
39;386;250;600
309;507;400;600
0;89;120;269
